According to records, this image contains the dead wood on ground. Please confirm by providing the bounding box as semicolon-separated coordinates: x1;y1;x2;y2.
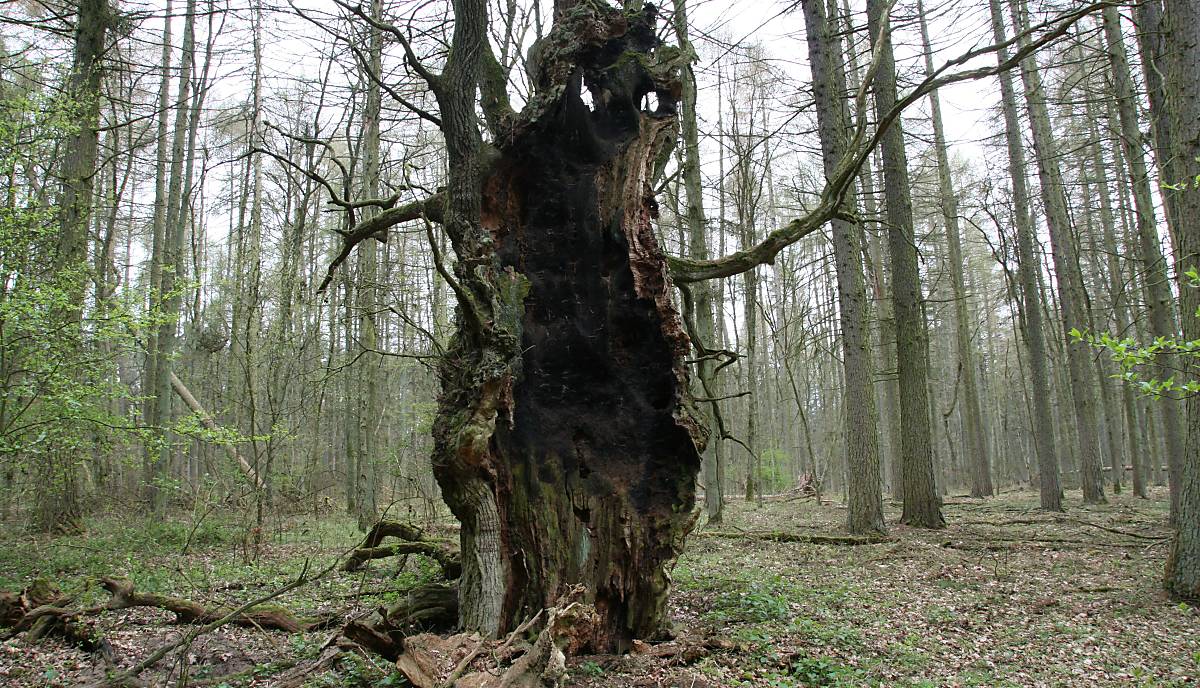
694;530;889;545
343;519;462;577
342;582;460;660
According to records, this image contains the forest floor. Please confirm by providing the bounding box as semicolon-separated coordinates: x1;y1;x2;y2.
0;488;1196;687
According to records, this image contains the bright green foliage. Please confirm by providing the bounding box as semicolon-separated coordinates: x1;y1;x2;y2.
1073;269;1200;398
0;84;164;522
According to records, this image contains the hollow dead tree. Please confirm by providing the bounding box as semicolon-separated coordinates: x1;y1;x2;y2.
427;0;704;652
321;0;1111;653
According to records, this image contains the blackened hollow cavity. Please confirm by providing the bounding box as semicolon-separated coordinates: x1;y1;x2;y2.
493;48;695;518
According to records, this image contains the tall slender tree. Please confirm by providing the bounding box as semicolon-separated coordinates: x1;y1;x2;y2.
918;0;992;498
36;0;114;533
866;0;943;528
1102;5;1183;517
1162;0;1200;602
672;0;725;524
802;0;884;534
987;0;1062;511
1010;0;1105;504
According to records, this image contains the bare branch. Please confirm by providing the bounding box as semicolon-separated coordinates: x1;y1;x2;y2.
667;0;1113;283
334;0;441;91
317;193;445;293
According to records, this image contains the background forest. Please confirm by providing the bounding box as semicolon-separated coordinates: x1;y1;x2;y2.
2;0;1200;684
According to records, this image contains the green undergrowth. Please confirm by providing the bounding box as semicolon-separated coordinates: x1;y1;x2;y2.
0;510;418;612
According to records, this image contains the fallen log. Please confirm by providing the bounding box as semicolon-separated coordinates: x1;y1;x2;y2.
363;520;426;548
0;575;334;656
694;530;889;546
343;519;462;578
97;577;337;632
170;372;263;489
342;541;461;578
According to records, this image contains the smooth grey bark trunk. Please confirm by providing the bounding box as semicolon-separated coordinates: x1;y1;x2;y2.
1010;0;1105;504
987;0;1061;511
866;0;943;528
918;0;992;499
803;0;884;534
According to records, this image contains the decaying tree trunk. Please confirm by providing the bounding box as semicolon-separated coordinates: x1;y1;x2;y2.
430;1;703;652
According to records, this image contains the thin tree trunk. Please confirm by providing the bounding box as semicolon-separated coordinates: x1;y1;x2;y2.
987;0;1061;511
150;0;197;514
1086;105;1145;498
672;0;725;524
918;0;992;498
1010;0;1105;504
351;0;384;531
142;0;173;510
1103;4;1183;517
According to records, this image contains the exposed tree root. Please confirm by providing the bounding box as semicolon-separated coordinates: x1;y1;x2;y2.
1;580;113;659
343;519;462;577
388;586;598;688
695;530;889;545
371;586;730;688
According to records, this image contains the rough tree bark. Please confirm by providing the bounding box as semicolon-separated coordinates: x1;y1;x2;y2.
351;0;384;531
1083;107;1145;498
36;0;113;534
1162;0;1200;602
141;0;174;511
866;0;943;528
1102;4;1183;517
323;0;1106;647
1010;0;1106;505
149;0;197;514
429;0;703;651
802;0;884;535
671;0;725;525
